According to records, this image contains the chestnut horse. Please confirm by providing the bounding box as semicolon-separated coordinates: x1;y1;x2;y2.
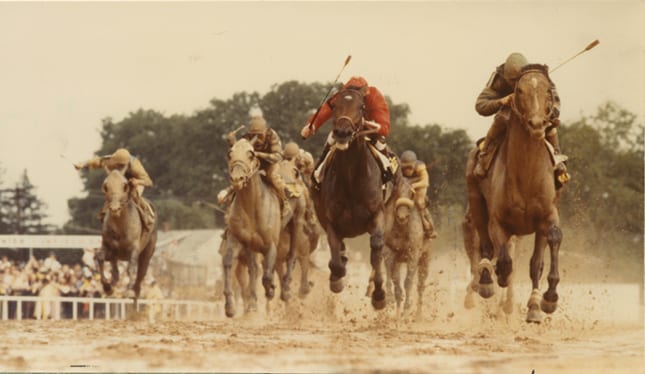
98;170;157;308
310;88;399;310
464;64;563;323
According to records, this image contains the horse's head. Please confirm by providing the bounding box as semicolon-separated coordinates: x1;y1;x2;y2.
227;138;259;191
330;88;365;150
102;170;130;217
393;179;415;226
511;64;555;140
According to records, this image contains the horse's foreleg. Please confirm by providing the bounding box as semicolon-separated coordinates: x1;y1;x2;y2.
262;243;277;300
390;256;403;315
489;226;512;289
327;229;347;293
246;251;259;313
541;224;562;315
404;248;420;312
223;237;239;318
527;234;548;323
368;213;386;310
97;246;112;295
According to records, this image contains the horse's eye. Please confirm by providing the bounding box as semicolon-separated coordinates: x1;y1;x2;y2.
248;150;254;160
227;150;232;160
101;183;107;193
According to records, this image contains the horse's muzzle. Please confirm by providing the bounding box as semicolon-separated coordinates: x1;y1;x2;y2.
527;116;547;140
333;129;352;150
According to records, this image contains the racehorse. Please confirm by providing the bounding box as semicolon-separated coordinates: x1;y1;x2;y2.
275;159;314;299
310;88;399;310
383;178;432;318
222;138;291;317
463;64;563;323
97;170;157;308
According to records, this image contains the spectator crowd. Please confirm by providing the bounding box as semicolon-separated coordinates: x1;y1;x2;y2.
0;251;164;320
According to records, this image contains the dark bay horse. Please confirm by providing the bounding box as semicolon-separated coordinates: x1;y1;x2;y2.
222;138;292;317
98;170;157;307
310;88;399;310
463;64;563;323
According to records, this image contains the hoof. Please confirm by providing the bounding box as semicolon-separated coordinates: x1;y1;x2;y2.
464;293;475;309
225;302;236;318
245;300;258;314
541;298;558;314
330;277;345;293
298;285;311;299
265;288;275;300
280;290;291;303
478;283;495;299
502;300;514;315
371;288;386;310
526;306;542;323
497;276;510;288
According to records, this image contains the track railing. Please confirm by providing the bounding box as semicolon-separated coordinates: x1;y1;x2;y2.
0;295;221;321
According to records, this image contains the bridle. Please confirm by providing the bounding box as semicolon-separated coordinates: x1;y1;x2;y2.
228;144;260;189
332;89;380;140
510;68;555;128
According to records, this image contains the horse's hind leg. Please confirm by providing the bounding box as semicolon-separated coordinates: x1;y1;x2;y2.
541;224;562;315
133;233;156;304
416;247;430;318
462;211;480;308
465;179;495;299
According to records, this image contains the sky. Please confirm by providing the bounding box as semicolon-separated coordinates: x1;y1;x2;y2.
0;1;643;227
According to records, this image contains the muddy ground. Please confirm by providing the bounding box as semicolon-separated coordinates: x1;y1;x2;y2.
2;234;643;373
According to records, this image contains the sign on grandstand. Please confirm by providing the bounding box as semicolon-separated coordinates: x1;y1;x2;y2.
0;235;101;249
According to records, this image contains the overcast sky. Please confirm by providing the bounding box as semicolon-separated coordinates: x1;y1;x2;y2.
0;1;643;227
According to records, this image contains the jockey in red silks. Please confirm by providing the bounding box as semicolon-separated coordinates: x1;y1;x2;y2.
300;76;394;185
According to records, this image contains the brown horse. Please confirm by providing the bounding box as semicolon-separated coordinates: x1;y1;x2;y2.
310;88;398;310
98;170;157;307
275;158;311;299
383;178;432;317
464;64;563;323
222;138;292;317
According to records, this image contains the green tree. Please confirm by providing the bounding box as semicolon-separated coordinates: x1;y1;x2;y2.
559;102;644;244
1;170;51;234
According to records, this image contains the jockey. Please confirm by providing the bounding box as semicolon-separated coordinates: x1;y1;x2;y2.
238;115;292;220
400;150;437;239
475;53;569;187
74;148;155;231
300;76;394;186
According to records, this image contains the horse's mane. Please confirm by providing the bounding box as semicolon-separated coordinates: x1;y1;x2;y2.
520;64;553;84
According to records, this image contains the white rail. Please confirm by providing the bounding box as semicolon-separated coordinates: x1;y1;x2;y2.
0;295;222;321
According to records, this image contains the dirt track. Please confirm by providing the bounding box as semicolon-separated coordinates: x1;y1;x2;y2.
2;239;643;373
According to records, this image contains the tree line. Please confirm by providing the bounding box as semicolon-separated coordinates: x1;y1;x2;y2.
1;81;642;255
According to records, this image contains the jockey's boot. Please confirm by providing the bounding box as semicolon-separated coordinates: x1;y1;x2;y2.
420;207;437;239
371;135;395;183
312;144;332;189
474;140;492;178
554;157;570;190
